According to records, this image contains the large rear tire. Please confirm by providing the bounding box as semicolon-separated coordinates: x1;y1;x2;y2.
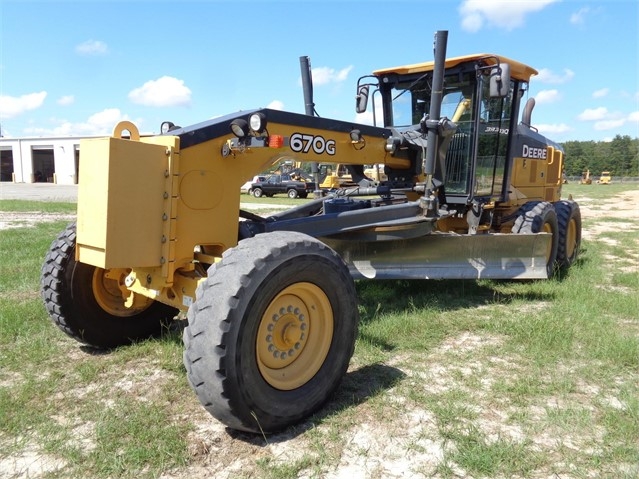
183;231;358;433
554;200;582;269
512;201;559;277
40;223;178;349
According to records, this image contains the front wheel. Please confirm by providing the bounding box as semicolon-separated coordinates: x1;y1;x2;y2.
252;188;264;198
512;201;559;277
183;231;359;433
40;223;178;348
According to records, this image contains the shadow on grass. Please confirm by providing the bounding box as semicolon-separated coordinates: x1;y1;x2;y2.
553;255;589;281
227;362;406;445
76;318;189;355
355;278;557;327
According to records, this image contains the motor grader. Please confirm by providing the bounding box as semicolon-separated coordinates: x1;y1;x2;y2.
318;163;388;190
41;31;582;434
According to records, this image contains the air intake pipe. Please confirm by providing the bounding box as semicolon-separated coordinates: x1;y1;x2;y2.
423;30;448;188
522;97;535;127
300;56;322;198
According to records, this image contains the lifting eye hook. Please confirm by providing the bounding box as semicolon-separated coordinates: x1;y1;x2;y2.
112;121;140;141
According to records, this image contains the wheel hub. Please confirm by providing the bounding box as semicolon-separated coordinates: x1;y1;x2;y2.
92;268;153;316
262;304;308;368
256;283;333;390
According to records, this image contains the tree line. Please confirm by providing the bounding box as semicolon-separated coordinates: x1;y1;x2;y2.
561;134;638;178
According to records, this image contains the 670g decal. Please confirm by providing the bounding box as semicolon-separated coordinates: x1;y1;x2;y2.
290;132;336;155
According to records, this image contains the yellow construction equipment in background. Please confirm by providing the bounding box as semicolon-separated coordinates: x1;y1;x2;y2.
598;171;612;184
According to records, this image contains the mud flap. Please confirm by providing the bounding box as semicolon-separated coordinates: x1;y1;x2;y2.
325;232;551;280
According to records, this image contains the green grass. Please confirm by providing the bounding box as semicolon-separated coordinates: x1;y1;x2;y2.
0;199;77;213
442;426;541;478
561;181;638;200
0;184;638;478
88;398;189;477
240;192;316;206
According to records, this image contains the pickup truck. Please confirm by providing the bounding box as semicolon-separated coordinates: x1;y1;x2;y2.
241;175;267;194
251;174;315;199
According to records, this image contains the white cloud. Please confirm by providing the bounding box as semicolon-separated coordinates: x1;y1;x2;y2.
75;40;108;56
570;6;602;26
577;107;636;131
354;102;384;127
22;108;132;137
86;108;129;131
355;111;375;126
594;119;625;131
128;76;192;107
592;88;609;99
570;7;590;25
460;12;483;32
267;100;284;110
459;0;558;32
57;95;75;106
577;107;608;121
534;89;560;104
311;66;353;86
22;122;74;137
0;91;47;119
535;68;575;84
536;123;572;135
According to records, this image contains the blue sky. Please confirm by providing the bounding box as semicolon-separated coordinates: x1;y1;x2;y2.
1;0;637;142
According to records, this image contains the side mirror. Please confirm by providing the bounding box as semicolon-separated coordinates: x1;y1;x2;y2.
489;63;511;98
356;85;370;113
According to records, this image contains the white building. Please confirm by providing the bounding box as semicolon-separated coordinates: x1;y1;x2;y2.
0;135;96;185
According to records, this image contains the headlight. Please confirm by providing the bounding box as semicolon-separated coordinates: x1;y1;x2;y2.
230;119;249;138
349;129;362;142
249;112;267;134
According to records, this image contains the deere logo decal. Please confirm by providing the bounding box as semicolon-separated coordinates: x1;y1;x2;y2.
522;144;547;159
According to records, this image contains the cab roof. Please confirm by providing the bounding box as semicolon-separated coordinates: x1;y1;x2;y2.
373;53;538;82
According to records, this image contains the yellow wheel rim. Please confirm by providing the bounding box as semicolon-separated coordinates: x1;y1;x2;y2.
92;268;152;316
543;222;553;261
565;217;577;259
256;282;333;390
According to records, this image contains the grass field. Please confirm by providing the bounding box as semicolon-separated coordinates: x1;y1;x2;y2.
0;183;637;478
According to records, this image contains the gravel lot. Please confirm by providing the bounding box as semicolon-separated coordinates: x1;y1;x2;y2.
0;183;79;202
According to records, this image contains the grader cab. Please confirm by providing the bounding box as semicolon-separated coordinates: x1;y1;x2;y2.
41;31;581;433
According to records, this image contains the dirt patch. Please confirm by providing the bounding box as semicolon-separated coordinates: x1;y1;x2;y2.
0;212;75;230
0;444;66;479
576;189;639;240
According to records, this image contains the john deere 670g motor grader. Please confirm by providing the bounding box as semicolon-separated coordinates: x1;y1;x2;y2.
41;31;581;433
